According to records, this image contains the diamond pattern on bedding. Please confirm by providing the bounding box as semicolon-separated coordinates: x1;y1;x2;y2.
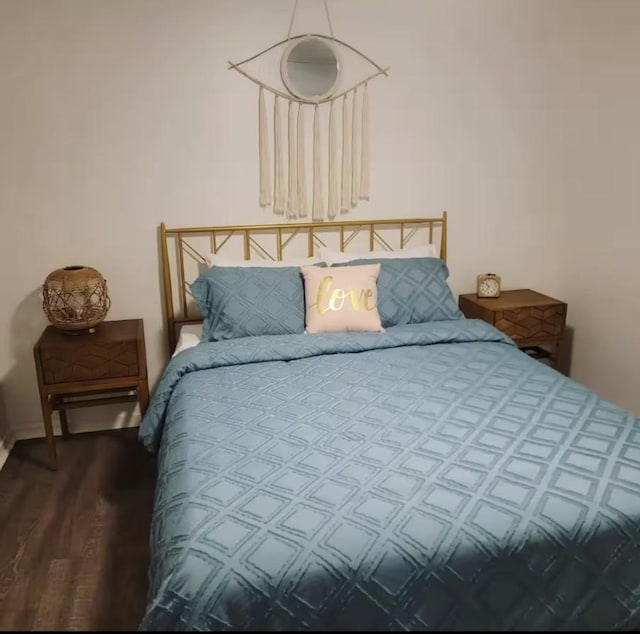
139;321;640;631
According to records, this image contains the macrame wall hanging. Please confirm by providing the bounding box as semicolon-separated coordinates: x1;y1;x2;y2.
228;0;389;221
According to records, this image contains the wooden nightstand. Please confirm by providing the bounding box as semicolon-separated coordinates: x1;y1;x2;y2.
33;319;149;470
458;289;567;372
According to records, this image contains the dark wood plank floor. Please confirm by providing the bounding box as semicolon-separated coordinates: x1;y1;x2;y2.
0;428;157;631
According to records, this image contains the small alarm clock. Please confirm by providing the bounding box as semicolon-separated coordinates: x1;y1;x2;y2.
477;273;501;298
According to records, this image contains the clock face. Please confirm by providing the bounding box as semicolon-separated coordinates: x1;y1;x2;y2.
479;278;499;296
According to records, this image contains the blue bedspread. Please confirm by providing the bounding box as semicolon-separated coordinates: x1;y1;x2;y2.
138;320;640;630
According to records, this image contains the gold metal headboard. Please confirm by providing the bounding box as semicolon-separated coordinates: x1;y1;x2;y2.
160;213;448;354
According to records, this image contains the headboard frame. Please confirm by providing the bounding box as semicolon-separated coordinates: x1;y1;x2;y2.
160;212;448;354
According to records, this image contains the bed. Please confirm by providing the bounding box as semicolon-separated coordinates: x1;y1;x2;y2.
138;215;640;631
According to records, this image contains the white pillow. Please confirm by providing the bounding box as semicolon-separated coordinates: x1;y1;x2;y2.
320;244;438;266
172;324;203;357
205;253;322;268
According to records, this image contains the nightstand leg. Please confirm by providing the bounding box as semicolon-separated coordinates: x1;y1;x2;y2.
39;391;58;471
138;379;150;417
59;408;70;438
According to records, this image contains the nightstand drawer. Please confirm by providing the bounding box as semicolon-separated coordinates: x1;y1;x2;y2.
38;339;139;385
494;304;565;342
34;319;149;470
458;289;568;375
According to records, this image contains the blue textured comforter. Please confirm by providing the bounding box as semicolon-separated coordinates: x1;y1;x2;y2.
139;320;640;630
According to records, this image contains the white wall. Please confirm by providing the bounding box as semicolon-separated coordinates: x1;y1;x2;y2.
533;0;640;412
0;0;637;445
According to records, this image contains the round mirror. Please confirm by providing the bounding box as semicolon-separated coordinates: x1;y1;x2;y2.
281;36;341;101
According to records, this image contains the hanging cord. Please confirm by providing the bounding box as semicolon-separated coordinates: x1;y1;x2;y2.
312;104;325;220
287;100;299;218
286;0;299;40
258;87;272;207
359;82;370;201
340;92;352;213
327;98;340;219
287;0;336;40
351;85;361;208
323;0;336;39
297;105;309;217
273;96;286;214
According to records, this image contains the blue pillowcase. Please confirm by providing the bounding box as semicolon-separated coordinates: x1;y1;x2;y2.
190;258;460;340
334;257;463;327
190;266;306;341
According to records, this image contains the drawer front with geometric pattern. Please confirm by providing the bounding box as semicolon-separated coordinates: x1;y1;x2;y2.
39;340;139;385
494;304;565;342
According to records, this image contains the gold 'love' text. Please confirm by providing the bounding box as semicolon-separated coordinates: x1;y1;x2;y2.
316;276;376;314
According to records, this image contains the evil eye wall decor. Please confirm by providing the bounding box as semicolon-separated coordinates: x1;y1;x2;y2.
228;0;389;221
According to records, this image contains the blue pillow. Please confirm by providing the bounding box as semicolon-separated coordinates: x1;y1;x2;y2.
190;266;306;341
334;257;463;327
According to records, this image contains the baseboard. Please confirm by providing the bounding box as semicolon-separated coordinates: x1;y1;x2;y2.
0;431;16;471
12;411;142;442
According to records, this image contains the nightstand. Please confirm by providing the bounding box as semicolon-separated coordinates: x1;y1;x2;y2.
33;319;149;470
458;289;567;372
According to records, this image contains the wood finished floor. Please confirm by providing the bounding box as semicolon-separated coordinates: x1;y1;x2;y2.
0;428;157;631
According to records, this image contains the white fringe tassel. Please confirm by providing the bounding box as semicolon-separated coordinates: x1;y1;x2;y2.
258;87;271;207
360;82;370;201
312;104;324;221
287;100;298;219
327;99;340;220
340;92;352;213
273;96;286;215
351;86;361;208
258;84;372;218
297;104;308;218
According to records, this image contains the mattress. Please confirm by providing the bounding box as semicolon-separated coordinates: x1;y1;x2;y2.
139;320;640;631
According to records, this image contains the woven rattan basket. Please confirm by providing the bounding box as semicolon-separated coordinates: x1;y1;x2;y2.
42;266;111;334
